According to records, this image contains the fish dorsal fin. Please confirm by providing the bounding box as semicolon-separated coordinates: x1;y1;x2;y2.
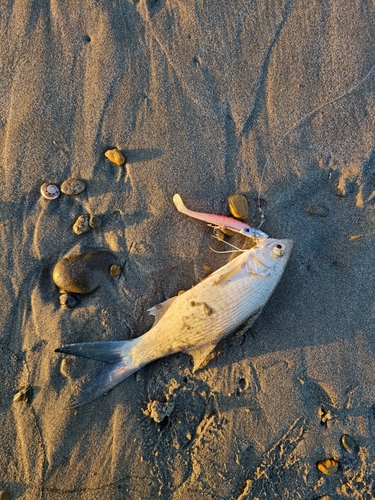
147;296;178;324
185;342;218;372
246;256;271;277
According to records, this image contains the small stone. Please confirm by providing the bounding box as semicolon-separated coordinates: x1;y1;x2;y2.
228;194;249;221
13;386;33;404
61;179;86;196
109;264;121;277
89;215;102;229
104;148;125;166
0;490;11;500
60;358;73;378
316;458;339;475
306;204;329;217
40;182;60;200
59;293;78;309
73;214;91;235
341;434;359;455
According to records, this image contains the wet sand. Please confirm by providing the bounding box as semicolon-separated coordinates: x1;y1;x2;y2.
1;1;375;498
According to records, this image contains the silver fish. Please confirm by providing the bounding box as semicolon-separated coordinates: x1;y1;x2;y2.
56;238;292;407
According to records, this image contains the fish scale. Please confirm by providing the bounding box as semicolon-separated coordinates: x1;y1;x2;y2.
56;238;292;407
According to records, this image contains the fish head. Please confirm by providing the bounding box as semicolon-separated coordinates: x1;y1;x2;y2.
246;238;293;277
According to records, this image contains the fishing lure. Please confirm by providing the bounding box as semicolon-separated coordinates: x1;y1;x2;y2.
173;193;268;240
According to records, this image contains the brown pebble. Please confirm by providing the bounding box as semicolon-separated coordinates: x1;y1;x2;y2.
61;179;86;196
40;182;60;200
13;386;33;404
109;264;121;277
341;434;359;455
73;214;91;235
89;215;102;229
316;458;339;475
306;204;329;217
0;490;11;500
104;148;125;165
52;250;117;294
228;194;249;221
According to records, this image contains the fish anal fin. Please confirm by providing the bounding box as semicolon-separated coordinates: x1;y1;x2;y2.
147;296;178;324
186;342;218;372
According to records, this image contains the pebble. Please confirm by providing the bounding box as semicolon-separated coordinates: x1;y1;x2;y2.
0;490;11;500
40;182;60;200
61;179;86;196
73;214;90;235
59;292;78;309
13;386;33;404
52;250;117;294
316;458;339;475
60;358;73;378
306;204;329;217
109;264;121;277
89;214;102;229
228;194;249;221
341;434;359;455
104;148;126;165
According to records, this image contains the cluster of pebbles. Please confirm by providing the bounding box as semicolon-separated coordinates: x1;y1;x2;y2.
40;149;125;308
316;433;360;478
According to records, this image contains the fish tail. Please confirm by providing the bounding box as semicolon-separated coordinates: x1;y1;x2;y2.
55;339;140;407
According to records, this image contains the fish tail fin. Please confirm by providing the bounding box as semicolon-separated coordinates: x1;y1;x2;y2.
55;340;140;407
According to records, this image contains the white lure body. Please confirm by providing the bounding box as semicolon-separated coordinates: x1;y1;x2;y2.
56;238;292;407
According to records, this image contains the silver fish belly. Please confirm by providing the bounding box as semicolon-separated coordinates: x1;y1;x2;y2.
55;238;292;407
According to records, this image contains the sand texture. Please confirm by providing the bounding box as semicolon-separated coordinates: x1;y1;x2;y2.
1;1;375;498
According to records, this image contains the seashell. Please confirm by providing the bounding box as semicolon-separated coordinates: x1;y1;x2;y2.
341;434;359;455
228;194;249;221
13;386;33;404
109;264;121;277
61;179;86;196
40;182;60;200
52;250;117;294
316;458;338;475
73;214;91;235
89;215;102;229
104;148;126;165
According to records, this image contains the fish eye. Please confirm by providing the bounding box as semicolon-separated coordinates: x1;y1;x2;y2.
272;243;285;256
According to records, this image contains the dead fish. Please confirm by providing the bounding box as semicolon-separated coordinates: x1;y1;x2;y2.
55;238;292;407
173;193;268;240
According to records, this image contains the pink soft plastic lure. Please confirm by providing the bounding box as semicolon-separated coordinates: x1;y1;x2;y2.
173;194;268;240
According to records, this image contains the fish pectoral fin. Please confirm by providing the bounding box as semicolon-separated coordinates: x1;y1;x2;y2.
185;342;218;372
211;253;249;285
147;296;178;324
246;257;271;277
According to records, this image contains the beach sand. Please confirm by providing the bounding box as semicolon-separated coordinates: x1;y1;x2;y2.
1;1;375;498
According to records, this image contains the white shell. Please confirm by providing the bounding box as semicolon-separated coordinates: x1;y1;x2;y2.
41;182;60;200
